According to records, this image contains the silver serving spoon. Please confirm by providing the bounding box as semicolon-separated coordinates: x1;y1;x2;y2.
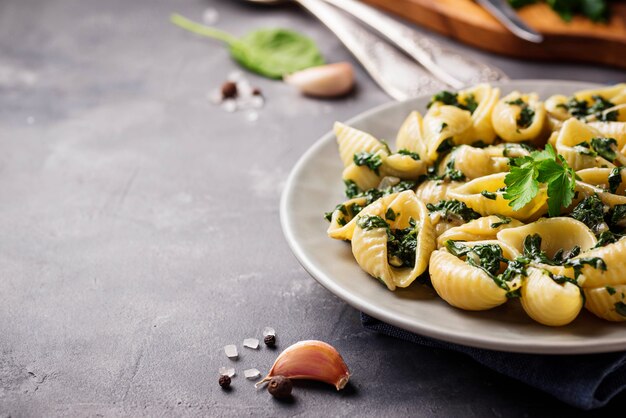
245;0;447;100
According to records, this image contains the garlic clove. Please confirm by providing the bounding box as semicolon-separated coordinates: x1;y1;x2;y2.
283;62;355;98
256;340;350;390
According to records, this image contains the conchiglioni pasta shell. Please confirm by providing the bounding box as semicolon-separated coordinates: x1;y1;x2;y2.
492;91;546;143
555;118;614;171
382;154;428;180
396;111;430;162
450;145;514;179
587;122;626;151
574;84;626;106
437;215;523;248
496;217;597;258
327;196;369;241
334;122;387;168
584;285;626;322
429;248;509;311
342;162;381;191
545;94;570;122
351;191;436;290
415;180;461;205
447;173;548;221
573;180;626;209
574;238;626;288
423;105;473;161
464;83;500;144
521;267;583;326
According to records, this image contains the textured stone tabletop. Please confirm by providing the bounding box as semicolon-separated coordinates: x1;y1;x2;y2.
1;0;625;416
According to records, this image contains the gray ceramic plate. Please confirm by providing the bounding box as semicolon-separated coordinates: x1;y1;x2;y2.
281;80;626;354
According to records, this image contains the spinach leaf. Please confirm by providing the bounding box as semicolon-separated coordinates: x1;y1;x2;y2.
426;200;481;222
398;149;420;161
171;14;324;79
609;168;623;194
353;152;383;175
570;195;605;231
387;220;419;268
590;137;618;161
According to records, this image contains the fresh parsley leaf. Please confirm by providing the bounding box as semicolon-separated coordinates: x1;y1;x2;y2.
504;144;576;216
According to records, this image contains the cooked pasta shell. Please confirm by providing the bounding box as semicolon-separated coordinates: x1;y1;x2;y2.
521;267;583;326
450;145;520;179
429;247;513;311
587;122;626;151
555;118;615;171
545;94;571;122
448;173;548;221
464;83;500;144
572;170;626;209
574;238;626;288
415;180;461;205
327;196;369;241
383;154;428;180
351;191;436;290
342;162;382;191
423;105;473;161
496;217;597;258
584;285;626;322
436;215;523;248
574;83;626;107
396;111;430;162
334;122;388;168
492;91;547;143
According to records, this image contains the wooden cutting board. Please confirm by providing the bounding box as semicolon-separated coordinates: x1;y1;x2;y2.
361;0;626;69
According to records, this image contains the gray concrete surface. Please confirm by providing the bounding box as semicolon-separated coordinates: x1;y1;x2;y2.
1;0;625;416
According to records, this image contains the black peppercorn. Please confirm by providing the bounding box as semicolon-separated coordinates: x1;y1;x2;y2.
252;87;262;96
268;375;292;399
264;334;276;347
221;81;238;99
218;375;231;389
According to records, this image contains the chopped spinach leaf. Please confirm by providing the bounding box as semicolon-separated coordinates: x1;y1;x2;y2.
606;286;617;295
491;215;512;228
426;200;481;222
615;302;626;317
357;215;389;231
570;195;606;231
387;221;418;268
590;137;618;161
344;179;360;199
398;149;420;161
385;208;396;221
609;167;623;194
353;151;383;174
481;191;497;200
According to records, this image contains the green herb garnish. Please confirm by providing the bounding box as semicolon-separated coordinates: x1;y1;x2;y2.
426;200;481;222
606;286;617;295
353;152;383;174
503;144;576;217
609;167;623;194
615;302;626;317
590;137;618;161
481;191;497;200
357;215;389;231
570;195;605;231
508;0;609;22
491;215;512;228
171;14;324;79
398;149;420;161
427;91;478;113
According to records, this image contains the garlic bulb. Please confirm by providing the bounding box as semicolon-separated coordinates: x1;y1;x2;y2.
284;62;355;98
256;340;350;390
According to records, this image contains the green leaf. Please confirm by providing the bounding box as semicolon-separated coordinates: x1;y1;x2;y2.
171;14;324;79
504;165;539;210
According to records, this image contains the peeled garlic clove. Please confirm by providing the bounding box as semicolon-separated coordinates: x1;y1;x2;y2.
284;62;354;98
256;340;350;390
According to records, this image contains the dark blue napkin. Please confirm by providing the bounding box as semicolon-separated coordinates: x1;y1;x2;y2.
361;312;626;410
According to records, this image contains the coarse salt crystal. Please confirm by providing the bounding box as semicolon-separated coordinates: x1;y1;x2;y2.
251;96;264;109
237;80;253;98
222;99;237;113
243;338;259;349
245;111;259;123
219;367;235;377
202;8;219;25
244;368;261;380
224;344;238;359
207;90;222;105
227;71;244;82
263;327;275;337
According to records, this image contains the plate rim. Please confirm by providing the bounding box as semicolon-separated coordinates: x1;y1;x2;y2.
280;79;626;354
